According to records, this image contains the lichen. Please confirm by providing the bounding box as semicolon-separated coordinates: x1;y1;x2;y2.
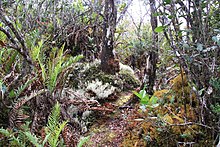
67;60;140;91
65;60;140;134
86;79;117;99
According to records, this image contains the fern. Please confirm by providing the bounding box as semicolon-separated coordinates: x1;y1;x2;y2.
77;136;90;147
30;40;83;92
15;76;37;98
30;40;43;62
0;128;11;137
23;131;42;147
47;44;83;92
0;127;25;146
45;102;68;147
48;45;65;92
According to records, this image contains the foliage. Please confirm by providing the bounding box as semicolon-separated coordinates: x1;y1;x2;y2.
133;86;159;109
77;136;90;147
0;0;220;146
45;102;68;147
0;122;48;147
209;77;220;115
0;102;67;147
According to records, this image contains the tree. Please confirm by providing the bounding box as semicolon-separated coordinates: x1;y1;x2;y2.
141;0;158;95
100;0;119;74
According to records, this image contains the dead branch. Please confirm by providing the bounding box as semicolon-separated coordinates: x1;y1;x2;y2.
60;98;99;106
167;122;213;130
87;106;114;112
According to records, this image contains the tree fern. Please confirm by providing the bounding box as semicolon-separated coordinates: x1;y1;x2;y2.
45;102;68;147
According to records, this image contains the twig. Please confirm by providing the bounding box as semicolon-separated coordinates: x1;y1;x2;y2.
87;106;114;112
60;98;99;106
167;122;213;129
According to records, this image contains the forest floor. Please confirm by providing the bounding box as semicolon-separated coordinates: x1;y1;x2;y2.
84;91;144;146
83;92;155;147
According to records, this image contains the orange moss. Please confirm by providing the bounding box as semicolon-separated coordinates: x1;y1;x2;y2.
170;73;188;90
121;73;210;146
153;89;170;99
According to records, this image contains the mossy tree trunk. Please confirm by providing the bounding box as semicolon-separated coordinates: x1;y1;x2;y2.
100;0;119;75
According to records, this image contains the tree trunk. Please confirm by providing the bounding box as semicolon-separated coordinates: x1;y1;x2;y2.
100;0;119;74
141;0;158;95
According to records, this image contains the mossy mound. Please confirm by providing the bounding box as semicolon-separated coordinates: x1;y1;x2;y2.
67;60;140;92
121;73;213;146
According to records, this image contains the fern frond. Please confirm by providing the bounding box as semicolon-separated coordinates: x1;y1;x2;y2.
23;131;41;147
0;128;26;146
16;76;37;98
47;45;65;92
77;136;90;147
48;120;68;147
0;128;11;137
14;89;48;110
30;40;43;62
62;54;83;68
10;136;25;147
9;89;48;127
46;102;68;147
49;101;61;127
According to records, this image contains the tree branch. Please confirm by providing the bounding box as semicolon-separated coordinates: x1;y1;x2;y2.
0;10;32;65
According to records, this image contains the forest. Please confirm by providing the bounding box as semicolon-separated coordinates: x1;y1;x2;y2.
0;0;220;146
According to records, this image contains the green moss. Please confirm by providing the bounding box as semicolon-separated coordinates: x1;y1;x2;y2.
119;70;140;90
67;60;140;91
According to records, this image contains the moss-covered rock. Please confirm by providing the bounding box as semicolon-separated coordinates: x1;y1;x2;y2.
67;59;140;92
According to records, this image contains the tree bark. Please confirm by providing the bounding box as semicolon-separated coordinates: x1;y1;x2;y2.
100;0;119;74
141;0;158;95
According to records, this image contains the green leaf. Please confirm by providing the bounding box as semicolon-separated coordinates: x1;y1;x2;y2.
154;26;165;33
9;90;16;98
149;96;158;104
23;132;41;147
164;0;171;4
139;89;147;98
0;128;11;137
140;99;149;105
77;136;90;147
132;90;143;99
168;15;173;19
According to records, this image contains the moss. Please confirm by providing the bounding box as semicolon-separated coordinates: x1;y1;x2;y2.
170;74;188;90
114;92;133;106
119;70;141;90
67;60;140;91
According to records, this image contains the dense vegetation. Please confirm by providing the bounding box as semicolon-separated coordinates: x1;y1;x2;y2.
0;0;219;146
